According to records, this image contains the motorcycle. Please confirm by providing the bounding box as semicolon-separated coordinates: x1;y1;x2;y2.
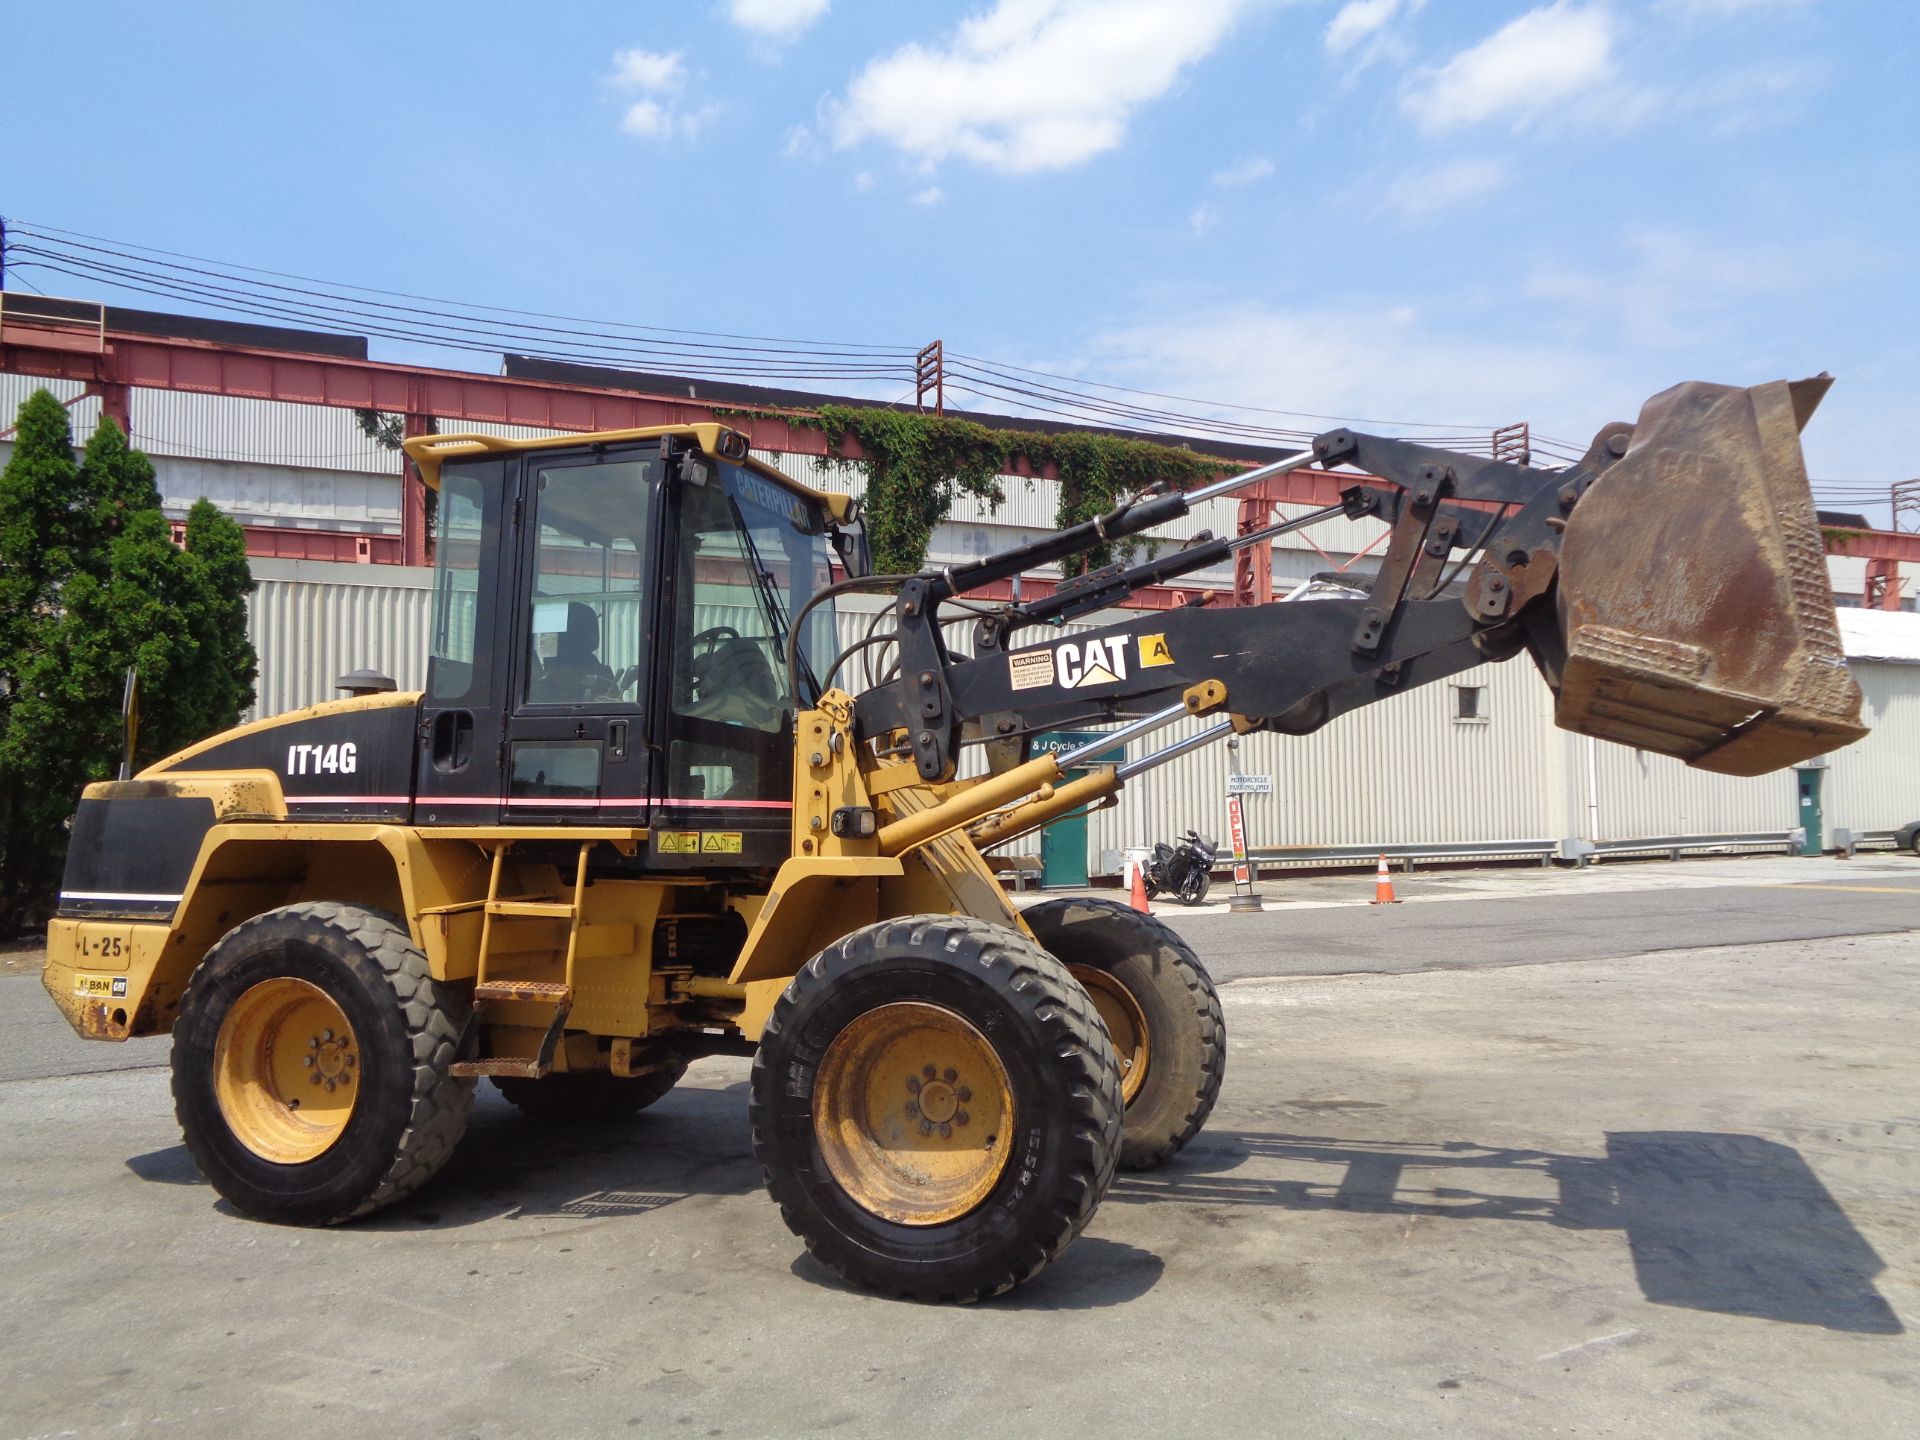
1143;830;1219;905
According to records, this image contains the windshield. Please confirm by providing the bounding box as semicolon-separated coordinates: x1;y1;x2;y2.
713;462;838;703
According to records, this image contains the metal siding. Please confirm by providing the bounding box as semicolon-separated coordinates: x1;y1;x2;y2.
132;391;395;474
246;564;433;719
1823;662;1920;833
1084;656;1559;870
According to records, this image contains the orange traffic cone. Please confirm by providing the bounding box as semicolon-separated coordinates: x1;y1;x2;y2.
1129;860;1151;914
1369;854;1401;905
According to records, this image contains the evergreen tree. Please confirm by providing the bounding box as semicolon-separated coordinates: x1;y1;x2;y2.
0;395;258;931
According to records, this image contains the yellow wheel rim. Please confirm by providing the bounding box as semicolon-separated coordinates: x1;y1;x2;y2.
812;1002;1015;1227
1070;966;1150;1106
213;977;360;1164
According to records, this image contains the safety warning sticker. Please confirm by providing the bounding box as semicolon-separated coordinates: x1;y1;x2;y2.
1137;633;1175;668
1008;648;1056;692
655;831;701;855
700;832;744;854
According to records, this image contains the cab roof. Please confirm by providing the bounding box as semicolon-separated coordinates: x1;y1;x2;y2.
400;423;852;522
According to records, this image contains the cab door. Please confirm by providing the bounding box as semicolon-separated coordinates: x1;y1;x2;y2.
415;456;510;824
500;445;659;826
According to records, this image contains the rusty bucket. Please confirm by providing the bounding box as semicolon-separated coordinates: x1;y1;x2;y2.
1553;376;1866;776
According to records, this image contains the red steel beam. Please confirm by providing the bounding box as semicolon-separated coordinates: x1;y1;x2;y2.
10;319;1916;565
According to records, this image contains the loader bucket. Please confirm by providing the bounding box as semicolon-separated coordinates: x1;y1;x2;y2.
1552;376;1867;777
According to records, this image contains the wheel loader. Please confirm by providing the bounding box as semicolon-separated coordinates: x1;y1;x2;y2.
42;376;1866;1301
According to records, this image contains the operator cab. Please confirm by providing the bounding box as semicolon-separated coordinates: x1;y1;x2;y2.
405;426;854;870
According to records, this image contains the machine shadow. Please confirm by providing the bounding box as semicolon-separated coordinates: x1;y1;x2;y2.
1113;1129;1902;1335
788;1234;1164;1311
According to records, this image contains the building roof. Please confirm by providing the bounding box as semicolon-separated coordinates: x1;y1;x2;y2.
1838;607;1920;664
501;354;1299;466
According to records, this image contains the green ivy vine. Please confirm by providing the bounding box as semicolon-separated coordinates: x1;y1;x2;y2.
718;404;1231;575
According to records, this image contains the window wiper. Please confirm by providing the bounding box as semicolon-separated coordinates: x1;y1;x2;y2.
728;496;824;705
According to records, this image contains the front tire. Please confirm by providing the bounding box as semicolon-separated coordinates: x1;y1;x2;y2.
750;915;1123;1302
1177;865;1212;906
1022;897;1225;1169
171;902;474;1225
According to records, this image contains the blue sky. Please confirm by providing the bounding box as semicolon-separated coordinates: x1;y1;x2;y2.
3;0;1915;520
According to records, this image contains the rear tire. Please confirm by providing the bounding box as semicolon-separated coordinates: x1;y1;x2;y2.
492;1065;686;1123
750;915;1123;1302
1022;897;1225;1170
171;902;474;1225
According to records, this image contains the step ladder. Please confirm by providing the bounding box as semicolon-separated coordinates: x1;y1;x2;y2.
451;841;590;1079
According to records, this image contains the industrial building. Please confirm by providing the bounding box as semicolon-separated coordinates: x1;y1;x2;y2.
4;304;1917;883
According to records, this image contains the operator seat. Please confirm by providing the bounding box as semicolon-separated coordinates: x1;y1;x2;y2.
535;602;616;702
684;637;783;731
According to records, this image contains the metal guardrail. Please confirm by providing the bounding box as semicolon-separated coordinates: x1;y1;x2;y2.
1561;831;1801;863
1249;839;1561;869
1833;828;1900;857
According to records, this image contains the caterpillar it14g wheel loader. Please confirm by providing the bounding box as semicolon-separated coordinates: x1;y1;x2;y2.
44;376;1865;1301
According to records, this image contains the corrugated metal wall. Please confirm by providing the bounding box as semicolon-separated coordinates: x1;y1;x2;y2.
1821;664;1920;833
242;559;1919;867
246;561;434;717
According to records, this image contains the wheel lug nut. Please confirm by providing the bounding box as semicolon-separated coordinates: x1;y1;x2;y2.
904;1102;918;1118
322;1029;335;1042
303;1056;315;1068
956;1110;970;1127
906;1077;920;1094
943;1068;957;1083
324;1079;336;1092
957;1086;971;1102
917;1120;933;1136
308;1037;320;1049
309;1072;322;1085
922;1065;936;1080
938;1123;952;1139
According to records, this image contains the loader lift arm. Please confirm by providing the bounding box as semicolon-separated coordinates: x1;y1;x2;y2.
847;376;1866;824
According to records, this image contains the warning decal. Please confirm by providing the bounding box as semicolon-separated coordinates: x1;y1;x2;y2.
1137;633;1174;668
701;832;744;854
1008;648;1056;692
656;831;701;855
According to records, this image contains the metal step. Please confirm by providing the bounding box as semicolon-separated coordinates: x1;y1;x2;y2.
452;980;574;1078
474;979;573;1004
485;900;575;919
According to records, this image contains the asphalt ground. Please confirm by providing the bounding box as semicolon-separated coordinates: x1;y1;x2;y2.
0;853;1915;1437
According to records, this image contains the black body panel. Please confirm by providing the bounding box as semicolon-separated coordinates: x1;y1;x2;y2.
170;703;419;822
57;790;216;920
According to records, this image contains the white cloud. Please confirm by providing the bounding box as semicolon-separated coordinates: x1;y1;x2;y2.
610;47;685;93
1401;3;1615;133
1325;0;1424;56
727;0;831;41
1656;0;1806;17
1082;302;1626;448
1211;155;1274;188
1188;202;1222;235
609;47;717;141
851;170;876;192
827;0;1256;174
1523;226;1800;349
1382;158;1508;218
911;186;945;205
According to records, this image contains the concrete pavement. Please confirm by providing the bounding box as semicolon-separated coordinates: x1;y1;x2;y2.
0;855;1915;1438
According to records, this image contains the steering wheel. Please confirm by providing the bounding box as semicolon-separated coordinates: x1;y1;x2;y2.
691;625;741;651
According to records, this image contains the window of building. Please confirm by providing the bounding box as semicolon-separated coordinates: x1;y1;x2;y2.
1453;684;1487;722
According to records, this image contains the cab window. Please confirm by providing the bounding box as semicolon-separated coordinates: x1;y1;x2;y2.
521;455;654;707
